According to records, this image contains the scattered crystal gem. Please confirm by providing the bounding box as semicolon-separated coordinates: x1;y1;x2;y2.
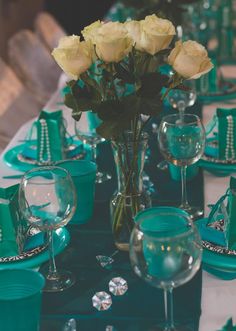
92;291;112;311
105;326;117;331
96;255;114;268
109;277;128;296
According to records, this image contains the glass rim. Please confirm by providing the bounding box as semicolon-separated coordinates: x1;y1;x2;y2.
0;269;45;301
134;211;196;241
20;166;71;185
160;113;201;126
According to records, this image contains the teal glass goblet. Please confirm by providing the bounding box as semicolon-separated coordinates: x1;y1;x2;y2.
19;166;77;292
130;207;202;331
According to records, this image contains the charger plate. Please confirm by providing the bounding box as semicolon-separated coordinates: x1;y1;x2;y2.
196;218;236;271
203;264;236;280
3;141;85;172
199;138;236;175
199;80;236;104
0;227;69;270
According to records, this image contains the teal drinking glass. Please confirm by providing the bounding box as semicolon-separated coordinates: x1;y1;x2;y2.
0;269;45;331
60;160;97;224
130;207;202;331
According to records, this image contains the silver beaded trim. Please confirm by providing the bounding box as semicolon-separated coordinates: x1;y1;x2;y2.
39;119;51;164
225;115;235;160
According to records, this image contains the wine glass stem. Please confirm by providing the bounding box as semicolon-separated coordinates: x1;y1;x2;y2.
180;165;189;209
47;230;58;279
91;143;97;163
178;105;185;123
164;288;175;331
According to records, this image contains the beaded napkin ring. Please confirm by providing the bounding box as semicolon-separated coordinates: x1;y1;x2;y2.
39;119;51;164
225;115;235;160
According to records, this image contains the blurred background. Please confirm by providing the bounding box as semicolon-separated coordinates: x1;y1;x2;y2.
0;0;235;151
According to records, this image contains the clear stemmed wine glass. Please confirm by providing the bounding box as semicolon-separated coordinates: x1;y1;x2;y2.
19;166;77;292
130;208;202;331
158;114;206;220
167;80;197;121
74;112;111;184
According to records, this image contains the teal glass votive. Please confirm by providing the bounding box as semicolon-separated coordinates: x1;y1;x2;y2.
168;163;199;181
0;269;45;331
60;160;97;224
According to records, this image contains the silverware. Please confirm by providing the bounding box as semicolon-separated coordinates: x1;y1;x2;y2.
2;175;23;179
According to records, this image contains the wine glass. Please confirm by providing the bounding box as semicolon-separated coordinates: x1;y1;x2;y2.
130;207;202;331
19;166;77;292
167;80;197;121
158;114;205;220
74;112;111;183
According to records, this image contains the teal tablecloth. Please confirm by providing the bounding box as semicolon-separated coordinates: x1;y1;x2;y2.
41;103;203;331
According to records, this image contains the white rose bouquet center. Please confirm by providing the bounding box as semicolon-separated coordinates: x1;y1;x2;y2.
52;14;213;140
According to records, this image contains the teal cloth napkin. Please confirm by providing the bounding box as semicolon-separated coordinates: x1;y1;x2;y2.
0;184;21;257
219;318;236;331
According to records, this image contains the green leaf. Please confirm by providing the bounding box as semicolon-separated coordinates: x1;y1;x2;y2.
96;95;140;139
97;100;122;121
139;95;163;116
114;63;135;84
137;72;169;98
64;94;82;121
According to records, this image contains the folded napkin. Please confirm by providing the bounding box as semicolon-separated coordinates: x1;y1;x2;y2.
200;177;236;250
217;108;236;161
219;318;236;331
0;184;27;257
22;110;84;163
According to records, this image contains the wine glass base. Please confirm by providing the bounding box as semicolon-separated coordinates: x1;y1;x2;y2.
96;171;111;184
179;204;204;221
41;269;76;292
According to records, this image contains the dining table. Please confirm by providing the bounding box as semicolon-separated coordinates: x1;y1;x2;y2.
1;65;236;331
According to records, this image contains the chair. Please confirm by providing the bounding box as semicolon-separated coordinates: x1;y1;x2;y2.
0;57;41;151
34;11;66;51
8;29;61;105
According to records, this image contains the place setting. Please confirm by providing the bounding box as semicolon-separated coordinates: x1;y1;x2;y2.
3;110;86;173
199;107;236;176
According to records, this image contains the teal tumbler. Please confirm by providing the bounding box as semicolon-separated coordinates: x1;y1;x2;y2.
60;160;97;224
0;269;45;331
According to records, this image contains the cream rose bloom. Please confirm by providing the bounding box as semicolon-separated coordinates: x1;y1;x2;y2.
82;20;103;43
91;21;133;63
126;15;175;55
52;35;94;80
168;40;213;79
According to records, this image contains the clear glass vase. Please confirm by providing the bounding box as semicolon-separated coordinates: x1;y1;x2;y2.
110;131;152;251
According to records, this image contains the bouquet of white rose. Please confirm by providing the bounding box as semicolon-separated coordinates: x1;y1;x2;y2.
52;14;213;140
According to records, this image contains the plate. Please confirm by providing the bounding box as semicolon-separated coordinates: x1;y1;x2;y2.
199;138;236;176
0;227;70;270
3;141;85;172
196;218;236;271
199;80;236;104
203;264;236;280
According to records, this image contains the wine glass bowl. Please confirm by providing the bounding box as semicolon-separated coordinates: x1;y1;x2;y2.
130;207;202;330
19;166;77;292
167;80;197;118
158;115;205;167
